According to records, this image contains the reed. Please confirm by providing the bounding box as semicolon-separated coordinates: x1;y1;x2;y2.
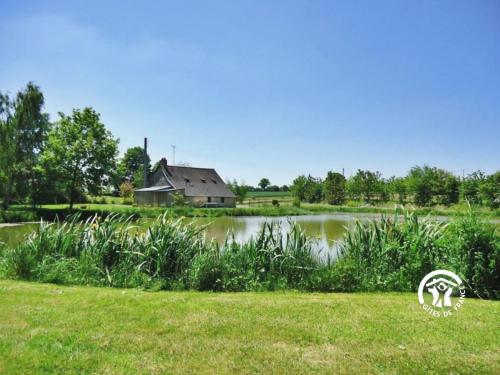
0;210;497;298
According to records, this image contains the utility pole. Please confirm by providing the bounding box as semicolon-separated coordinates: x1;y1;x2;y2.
143;138;148;187
171;145;176;166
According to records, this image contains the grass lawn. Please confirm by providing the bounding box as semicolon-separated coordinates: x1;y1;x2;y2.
0;280;498;374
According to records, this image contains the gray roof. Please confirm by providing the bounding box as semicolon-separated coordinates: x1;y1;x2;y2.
163;165;236;198
134;185;175;192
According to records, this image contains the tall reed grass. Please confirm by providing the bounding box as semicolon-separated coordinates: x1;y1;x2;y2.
0;211;497;298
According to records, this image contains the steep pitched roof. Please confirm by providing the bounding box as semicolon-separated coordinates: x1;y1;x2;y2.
159;164;236;198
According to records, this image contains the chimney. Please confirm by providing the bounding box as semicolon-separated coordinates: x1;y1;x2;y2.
143;137;148;188
160;157;168;169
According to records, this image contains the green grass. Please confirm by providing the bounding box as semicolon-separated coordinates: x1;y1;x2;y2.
0;280;498;374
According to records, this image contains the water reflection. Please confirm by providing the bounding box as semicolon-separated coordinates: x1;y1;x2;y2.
190;215;356;258
0;214;367;257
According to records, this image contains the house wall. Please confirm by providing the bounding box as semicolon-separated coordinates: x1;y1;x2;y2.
185;196;235;208
134;191;171;206
150;168;170;186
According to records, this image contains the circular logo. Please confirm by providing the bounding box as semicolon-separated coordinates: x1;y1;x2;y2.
418;270;465;317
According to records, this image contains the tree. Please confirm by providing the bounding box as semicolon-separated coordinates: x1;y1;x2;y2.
347;170;382;203
439;174;460;205
227;179;249;204
461;171;485;205
407;166;435;206
388;176;407;204
303;175;323;203
291;175;322;203
43;108;118;209
406;165;461;206
290;175;308;201
118;146;150;183
0;83;50;209
258;178;271;191
479;171;500;209
323;171;346;205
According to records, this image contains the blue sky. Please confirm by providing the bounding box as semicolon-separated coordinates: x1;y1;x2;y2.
1;1;499;185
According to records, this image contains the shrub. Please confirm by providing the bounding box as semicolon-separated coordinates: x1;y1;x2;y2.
172;192;186;207
119;182;134;204
442;213;499;299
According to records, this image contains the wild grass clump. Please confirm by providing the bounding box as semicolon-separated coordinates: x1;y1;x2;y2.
189;221;319;291
0;213;319;291
307;211;499;298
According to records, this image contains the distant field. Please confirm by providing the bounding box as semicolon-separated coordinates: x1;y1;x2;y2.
0;280;498;374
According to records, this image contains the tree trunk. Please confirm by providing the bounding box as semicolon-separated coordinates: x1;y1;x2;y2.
2;174;13;210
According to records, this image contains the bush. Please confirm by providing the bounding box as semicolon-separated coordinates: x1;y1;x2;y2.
172;192;186;207
119;182;134;204
443;213;499;299
189;250;224;291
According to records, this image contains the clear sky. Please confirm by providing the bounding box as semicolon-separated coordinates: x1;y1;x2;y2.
1;1;499;185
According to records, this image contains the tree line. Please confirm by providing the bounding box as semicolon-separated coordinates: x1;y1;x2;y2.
0;83;155;209
289;167;499;208
2;83;498;210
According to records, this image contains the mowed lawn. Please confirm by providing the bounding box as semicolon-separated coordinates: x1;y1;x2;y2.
0;281;498;374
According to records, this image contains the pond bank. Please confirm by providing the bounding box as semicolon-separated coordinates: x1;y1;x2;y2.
1;203;498;224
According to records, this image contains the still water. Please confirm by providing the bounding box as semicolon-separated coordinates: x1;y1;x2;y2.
0;214;375;256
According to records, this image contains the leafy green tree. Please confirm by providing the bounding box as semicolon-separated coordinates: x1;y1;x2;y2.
132;165;147;189
347;170;382;203
118;146;150;183
304;175;323;203
291;175;322;203
291;175;308;201
407;165;460;206
227;179;249;204
479;172;500;209
258;178;271;191
43;108;119;209
461;171;485;204
0;83;50;208
438;174;460;205
388;176;407;204
323;171;346;205
407;166;435;206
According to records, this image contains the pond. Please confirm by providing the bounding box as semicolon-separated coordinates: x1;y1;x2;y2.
0;214;373;257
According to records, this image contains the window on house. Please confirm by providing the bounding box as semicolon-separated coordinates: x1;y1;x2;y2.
211;178;217;184
221;197;225;203
207;197;212;203
200;178;206;183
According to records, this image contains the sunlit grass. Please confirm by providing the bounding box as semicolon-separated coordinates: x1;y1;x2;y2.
0;280;498;374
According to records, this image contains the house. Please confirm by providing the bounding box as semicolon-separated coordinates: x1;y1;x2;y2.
134;158;236;207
